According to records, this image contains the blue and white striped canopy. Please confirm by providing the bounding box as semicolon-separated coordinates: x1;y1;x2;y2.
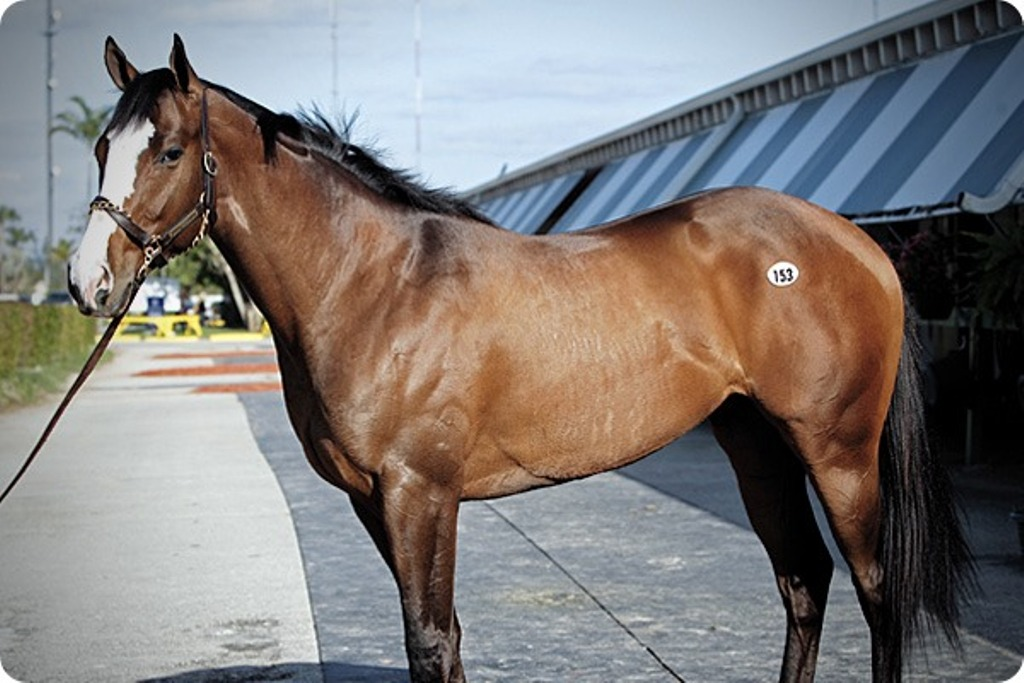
477;28;1024;233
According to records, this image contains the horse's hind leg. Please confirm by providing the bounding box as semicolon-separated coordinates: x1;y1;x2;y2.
710;395;834;683
785;425;888;680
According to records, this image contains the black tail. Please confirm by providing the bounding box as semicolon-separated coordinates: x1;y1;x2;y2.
877;305;976;680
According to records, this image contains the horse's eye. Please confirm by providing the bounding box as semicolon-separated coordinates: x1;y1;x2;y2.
159;147;184;165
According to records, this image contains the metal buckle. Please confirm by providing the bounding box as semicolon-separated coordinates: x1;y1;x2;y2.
203;151;218;176
137;245;159;282
192;212;210;250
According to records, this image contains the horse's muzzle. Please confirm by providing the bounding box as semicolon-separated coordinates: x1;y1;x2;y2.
67;262;127;318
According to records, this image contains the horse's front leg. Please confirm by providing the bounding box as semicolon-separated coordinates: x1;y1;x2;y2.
352;465;465;683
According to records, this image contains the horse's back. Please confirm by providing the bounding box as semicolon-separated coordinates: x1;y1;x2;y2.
591;187;897;293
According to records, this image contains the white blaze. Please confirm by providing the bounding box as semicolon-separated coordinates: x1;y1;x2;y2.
69;121;154;297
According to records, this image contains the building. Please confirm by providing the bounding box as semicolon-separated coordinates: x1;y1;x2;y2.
467;0;1024;462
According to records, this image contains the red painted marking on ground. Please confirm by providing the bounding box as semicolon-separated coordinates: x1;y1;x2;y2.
154;350;276;360
191;382;283;394
135;363;280;377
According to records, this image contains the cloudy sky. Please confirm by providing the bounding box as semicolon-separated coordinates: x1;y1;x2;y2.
1;0;937;248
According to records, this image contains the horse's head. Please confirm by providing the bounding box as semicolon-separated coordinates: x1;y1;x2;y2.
69;35;216;317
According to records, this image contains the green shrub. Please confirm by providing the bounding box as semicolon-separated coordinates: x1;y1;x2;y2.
0;303;97;408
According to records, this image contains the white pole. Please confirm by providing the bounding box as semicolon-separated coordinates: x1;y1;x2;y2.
330;0;339;115
45;0;59;290
414;0;422;170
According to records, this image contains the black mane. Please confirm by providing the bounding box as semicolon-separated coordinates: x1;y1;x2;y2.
282;108;492;224
109;68;490;223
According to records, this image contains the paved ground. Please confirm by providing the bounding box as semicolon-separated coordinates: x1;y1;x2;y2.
621;435;1024;660
0;341;317;683
1;339;1021;682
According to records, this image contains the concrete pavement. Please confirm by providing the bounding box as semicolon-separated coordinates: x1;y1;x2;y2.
622;434;1024;662
1;338;1022;682
0;341;317;682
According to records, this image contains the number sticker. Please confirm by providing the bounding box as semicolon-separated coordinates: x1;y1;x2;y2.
766;261;800;287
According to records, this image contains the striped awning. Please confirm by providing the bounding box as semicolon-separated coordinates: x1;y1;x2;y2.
476;172;585;233
519;28;1024;234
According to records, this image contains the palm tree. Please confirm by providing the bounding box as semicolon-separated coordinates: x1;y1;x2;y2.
51;95;113;199
0;206;19;229
48;237;74;271
0;206;35;294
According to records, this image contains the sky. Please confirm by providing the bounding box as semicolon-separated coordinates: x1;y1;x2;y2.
0;0;943;250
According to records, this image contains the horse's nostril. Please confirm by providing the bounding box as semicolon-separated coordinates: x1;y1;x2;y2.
92;266;114;310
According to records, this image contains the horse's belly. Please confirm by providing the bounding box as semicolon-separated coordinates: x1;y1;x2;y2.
481;358;733;486
460;452;558;499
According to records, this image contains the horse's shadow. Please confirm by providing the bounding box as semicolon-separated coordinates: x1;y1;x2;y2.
140;661;409;682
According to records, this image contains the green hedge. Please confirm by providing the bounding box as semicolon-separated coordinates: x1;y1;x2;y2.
0;303;97;407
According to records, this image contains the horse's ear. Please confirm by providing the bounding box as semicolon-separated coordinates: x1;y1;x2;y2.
169;34;200;94
104;36;138;92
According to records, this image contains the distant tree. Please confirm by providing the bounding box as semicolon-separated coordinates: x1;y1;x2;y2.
51;95;111;146
161;241;261;330
51;95;113;199
0;205;37;294
0;205;19;230
6;226;35;249
48;237;75;274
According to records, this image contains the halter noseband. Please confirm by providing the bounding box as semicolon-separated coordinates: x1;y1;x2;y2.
89;88;219;283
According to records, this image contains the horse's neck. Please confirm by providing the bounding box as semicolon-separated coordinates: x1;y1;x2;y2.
209;136;408;348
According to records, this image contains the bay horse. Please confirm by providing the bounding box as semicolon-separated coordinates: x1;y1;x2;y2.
68;36;973;682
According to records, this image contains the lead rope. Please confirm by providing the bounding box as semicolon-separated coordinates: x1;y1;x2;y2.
1;91;219;508
0;188;212;508
0;309;128;507
0;217;211;508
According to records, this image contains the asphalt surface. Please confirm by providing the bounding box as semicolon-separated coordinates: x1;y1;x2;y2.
1;339;1021;682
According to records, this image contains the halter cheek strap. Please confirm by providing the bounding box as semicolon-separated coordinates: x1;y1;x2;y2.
89;88;218;283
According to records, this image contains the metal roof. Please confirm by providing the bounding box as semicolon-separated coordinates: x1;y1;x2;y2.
482;171;584;234
471;0;1024;232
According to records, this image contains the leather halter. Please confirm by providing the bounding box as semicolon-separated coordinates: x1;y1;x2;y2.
88;88;219;282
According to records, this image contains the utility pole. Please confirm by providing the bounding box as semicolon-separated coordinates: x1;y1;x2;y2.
414;0;422;171
330;0;339;115
44;0;59;291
